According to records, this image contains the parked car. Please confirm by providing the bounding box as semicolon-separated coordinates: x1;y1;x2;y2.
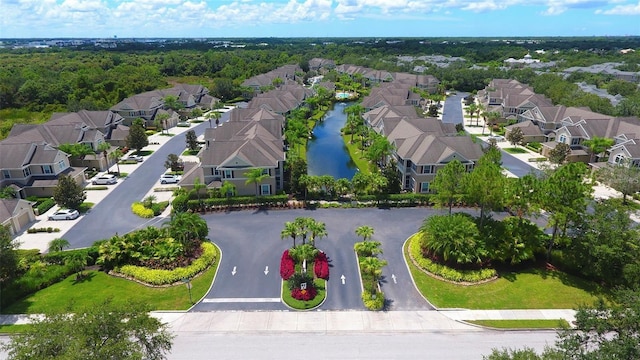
92;174;117;185
48;209;80;221
487;135;506;142
160;174;181;184
124;154;143;162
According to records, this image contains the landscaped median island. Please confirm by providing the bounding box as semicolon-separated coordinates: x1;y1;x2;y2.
353;225;387;310
279;217;329;310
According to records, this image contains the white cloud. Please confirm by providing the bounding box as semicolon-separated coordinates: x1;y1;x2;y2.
596;1;640;14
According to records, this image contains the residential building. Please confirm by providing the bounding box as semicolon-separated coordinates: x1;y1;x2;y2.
0;198;36;235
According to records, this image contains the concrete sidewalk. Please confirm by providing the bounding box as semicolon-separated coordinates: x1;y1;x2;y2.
0;309;575;332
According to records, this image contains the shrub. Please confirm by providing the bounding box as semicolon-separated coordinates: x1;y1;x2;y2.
409;235;496;283
37;198;56;215
280;250;295;280
27;227;60;234
361;290;385;310
131;202;154;218
291;285;317;301
115;242;216;285
313;251;329;280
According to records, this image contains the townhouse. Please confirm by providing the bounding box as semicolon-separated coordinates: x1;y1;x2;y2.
110;83;213;127
363;105;483;193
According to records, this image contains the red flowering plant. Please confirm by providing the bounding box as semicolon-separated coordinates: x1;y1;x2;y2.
280;250;295;280
314;251;330;280
287;273;317;301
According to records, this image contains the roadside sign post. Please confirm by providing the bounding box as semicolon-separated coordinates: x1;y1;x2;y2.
181;278;193;304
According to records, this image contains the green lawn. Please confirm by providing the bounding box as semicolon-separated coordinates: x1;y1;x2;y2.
281;279;326;310
503;147;528;154
404;239;607;309
467;319;569;329
4;245;220;314
0;324;33;334
341;133;372;175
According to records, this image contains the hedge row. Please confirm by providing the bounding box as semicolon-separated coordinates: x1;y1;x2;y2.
115;242;217;285
186;194;289;209
37;198;56;215
408;234;497;283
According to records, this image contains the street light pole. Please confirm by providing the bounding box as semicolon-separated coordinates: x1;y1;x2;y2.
182;278;193;304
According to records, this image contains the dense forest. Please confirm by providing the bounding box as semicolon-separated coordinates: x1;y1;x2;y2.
1;37;639;139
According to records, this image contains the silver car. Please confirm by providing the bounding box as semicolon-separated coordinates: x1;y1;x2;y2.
48;209;80;221
92;174;117;185
160;174;181;184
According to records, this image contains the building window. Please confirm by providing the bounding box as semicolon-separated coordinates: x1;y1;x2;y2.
223;170;233;179
614;154;626;165
22;167;31;177
558;134;566;144
260;184;271;195
2;170;10;179
420;182;430;193
465;164;474;172
42;165;53;174
213;169;220;176
422;165;435;174
58;160;67;171
261;168;269;175
571;138;580;145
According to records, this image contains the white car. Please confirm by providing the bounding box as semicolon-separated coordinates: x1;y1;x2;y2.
124;155;143;162
92;174;117;185
160;174;181;184
487;135;506;142
48;209;80;221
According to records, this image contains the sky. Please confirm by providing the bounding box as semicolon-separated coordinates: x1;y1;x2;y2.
1;0;639;39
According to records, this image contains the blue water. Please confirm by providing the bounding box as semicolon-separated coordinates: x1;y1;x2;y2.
306;102;358;180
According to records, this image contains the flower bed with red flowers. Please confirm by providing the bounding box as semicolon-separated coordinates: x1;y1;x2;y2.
280;250;295;280
291;285;317;301
314;251;330;280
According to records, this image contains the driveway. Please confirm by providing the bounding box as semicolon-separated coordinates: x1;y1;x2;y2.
62;111;233;249
192;208;484;311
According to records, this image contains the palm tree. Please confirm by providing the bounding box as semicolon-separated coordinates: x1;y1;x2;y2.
308;220;327;247
355;225;374;242
354;241;382;257
164;212;208;253
142;195;156;209
48;238;70;253
219;181;236;207
294;217;315;245
281;221;299;248
486;111;501;135
111;148;124;175
360;256;387;291
289;244;318;272
66;251;91;280
475;103;486;127
244;168;269;196
192;177;206;205
466;103;478;126
583;136;615;163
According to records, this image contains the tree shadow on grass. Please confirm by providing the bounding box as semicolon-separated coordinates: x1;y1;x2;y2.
71;271;96;285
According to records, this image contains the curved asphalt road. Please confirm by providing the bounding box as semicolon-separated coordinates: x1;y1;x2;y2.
193;207;488;312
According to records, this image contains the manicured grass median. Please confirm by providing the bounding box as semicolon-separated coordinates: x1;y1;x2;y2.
4;244;220;314
404;237;607;309
467;319;569;329
0;324;33;334
281;279;326;310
